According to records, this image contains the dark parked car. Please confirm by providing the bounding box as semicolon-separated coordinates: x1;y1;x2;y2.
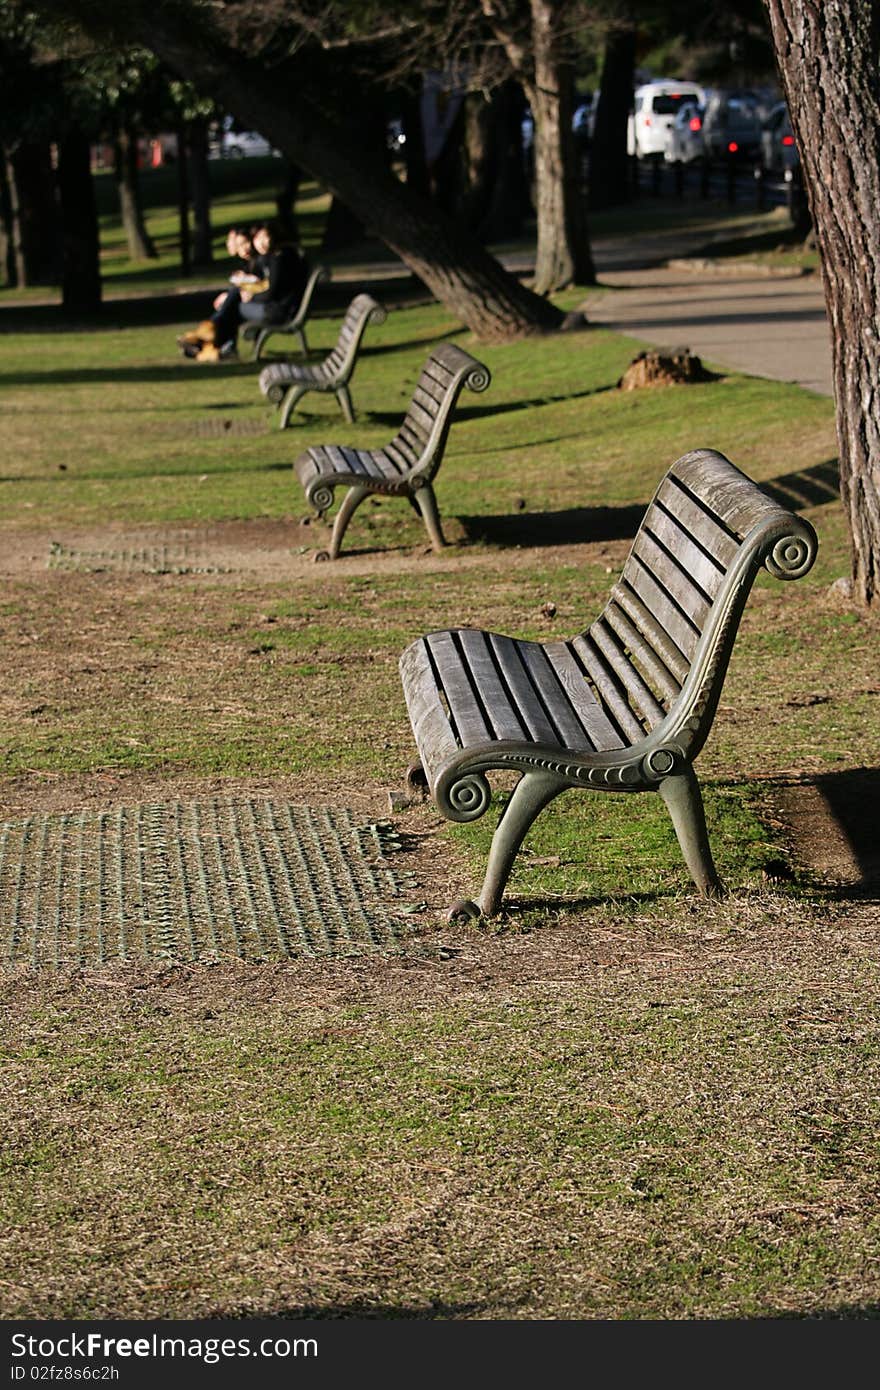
701;92;762;162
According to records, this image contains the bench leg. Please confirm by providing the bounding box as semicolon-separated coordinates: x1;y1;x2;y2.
658;767;725;896
335;385;355;424
279;384;308;429
252;329;271;362
295;326;308;355
328;484;370;559
476;772;564;917
411;483;447;552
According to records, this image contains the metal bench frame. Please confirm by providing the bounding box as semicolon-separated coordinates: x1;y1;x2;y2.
242;263;328;362
259;293;386;429
399;449;819;919
294;342;491;561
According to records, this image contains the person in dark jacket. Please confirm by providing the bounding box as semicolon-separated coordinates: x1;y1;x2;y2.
184;221;309;361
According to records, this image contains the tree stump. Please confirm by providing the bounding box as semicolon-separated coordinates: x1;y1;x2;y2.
617;347;715;390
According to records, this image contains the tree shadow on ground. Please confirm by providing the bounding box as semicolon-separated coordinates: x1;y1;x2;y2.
806;766;880;896
0;271;436;335
365;386;616;433
758;458;839;508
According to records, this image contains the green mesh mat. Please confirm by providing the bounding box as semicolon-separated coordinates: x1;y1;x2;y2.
0;799;422;968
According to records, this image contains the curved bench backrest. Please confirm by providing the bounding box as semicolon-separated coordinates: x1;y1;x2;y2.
390;342;491;481
288;263;328;328
322;293;386;384
578;448;818;759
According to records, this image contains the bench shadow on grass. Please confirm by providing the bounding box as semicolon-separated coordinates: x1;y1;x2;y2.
459;457;840;551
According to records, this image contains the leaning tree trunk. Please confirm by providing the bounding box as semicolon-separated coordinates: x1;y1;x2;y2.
113;122;157;259
52;0;564;340
765;0;880;606
57;126;101;315
275;160;302;241
589;21;636;211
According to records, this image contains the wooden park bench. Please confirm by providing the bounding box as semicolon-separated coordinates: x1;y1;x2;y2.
242;263;328;362
293;342;491;561
399;448;818;920
258;293;386;429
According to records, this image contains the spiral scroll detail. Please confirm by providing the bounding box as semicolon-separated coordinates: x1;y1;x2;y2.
310;483;335;513
465;365;491;393
766;532;815;580
446;772;492;821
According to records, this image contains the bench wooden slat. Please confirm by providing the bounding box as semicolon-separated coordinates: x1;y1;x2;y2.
631;531;712;629
426;632;492;745
545;643;627;750
400;640;459;782
413;380;447;415
516;643;597;748
457;631;528;742
642;507;728;602
656;476;740;567
602;600;683;705
569;634;649;744
619;568;700;663
588;618;668;729
608;583;692;685
488;636;561;745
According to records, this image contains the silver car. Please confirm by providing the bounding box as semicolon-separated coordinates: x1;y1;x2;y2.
760;102;800;174
664;101;706;164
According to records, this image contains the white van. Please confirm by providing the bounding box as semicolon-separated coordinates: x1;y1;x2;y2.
627;81;706;159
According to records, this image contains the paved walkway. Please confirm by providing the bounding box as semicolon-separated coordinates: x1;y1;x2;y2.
586;245;833;398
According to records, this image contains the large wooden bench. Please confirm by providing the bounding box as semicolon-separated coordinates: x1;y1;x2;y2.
399;449;819;920
293;342;491;561
258;293;386;429
242;263;328;362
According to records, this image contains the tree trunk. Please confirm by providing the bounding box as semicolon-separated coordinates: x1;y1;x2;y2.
0;155;14;287
57;1;564;339
188;117;213;267
113;122;157;260
764;0;880;606
2;149;24;287
57;126;101;315
5;141;60;285
175;122;191;276
321;194;366;251
484;0;596;293
589;22;636;211
478;81;531;244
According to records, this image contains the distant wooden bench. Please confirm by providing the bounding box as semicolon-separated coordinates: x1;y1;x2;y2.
258;293;386;429
294;342;491;561
242;263;328;362
399;449;819;920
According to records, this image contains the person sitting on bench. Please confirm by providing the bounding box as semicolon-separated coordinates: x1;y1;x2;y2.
176;226;257;358
180;221;310;363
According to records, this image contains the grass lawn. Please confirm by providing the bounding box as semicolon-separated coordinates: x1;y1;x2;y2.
1;169;879;1321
